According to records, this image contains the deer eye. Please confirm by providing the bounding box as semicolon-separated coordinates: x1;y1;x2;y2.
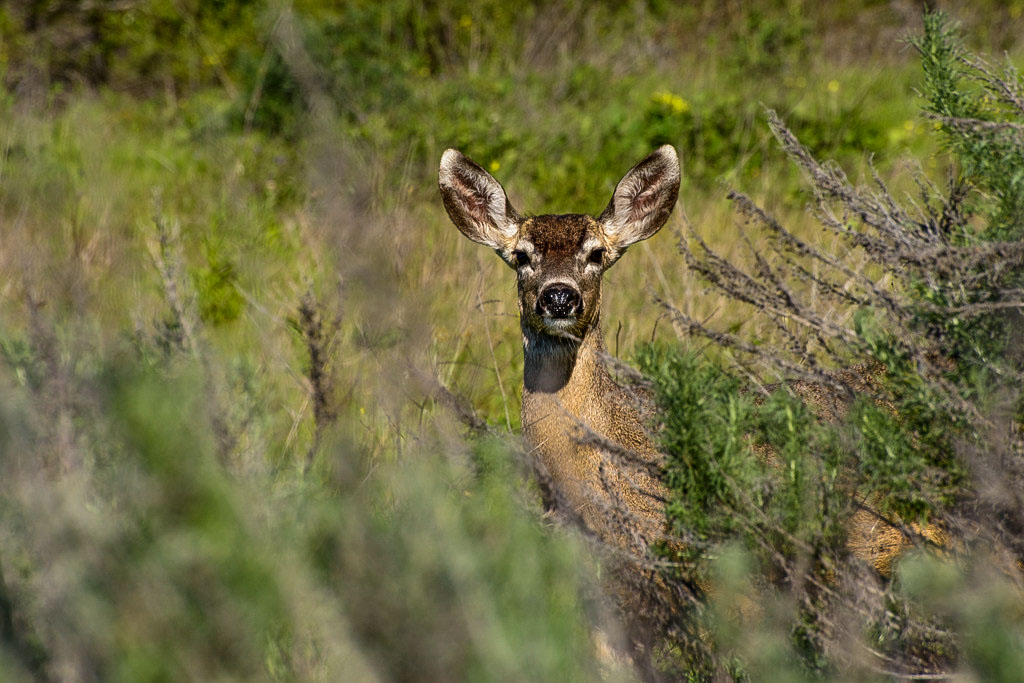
513;250;530;268
587;248;605;266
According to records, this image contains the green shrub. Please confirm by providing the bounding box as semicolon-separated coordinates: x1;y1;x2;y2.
0;337;603;681
648;11;1024;678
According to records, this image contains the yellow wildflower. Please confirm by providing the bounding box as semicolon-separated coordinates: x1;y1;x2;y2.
653;91;689;114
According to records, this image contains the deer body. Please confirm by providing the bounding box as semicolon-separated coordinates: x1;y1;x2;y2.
439;149;680;559
521;317;665;553
439;145;947;681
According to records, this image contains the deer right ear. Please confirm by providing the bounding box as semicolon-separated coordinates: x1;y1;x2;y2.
439;149;520;251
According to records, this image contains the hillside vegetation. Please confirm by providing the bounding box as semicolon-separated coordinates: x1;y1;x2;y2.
0;2;1022;680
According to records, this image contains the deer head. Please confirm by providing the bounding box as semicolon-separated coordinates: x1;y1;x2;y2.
439;146;681;346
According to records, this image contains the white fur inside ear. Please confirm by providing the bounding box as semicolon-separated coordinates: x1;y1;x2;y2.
439;149;519;248
599;145;680;247
608;171;661;232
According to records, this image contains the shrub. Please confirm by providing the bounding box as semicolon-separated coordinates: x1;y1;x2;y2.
647;11;1024;679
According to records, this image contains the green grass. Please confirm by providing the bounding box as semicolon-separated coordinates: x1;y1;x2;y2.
0;2;1023;680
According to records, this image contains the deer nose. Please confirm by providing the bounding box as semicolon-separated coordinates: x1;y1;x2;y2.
538;284;581;319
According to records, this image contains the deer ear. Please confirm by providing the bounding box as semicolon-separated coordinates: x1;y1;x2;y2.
598;145;680;250
439;149;520;250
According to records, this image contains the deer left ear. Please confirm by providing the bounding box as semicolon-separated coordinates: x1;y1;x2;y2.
598;145;680;251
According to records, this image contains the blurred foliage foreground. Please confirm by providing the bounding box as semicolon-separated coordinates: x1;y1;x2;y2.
0;2;1023;682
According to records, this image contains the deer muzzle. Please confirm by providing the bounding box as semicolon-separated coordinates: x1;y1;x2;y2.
538;284;582;319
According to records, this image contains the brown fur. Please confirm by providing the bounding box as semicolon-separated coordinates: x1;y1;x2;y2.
440;147;682;675
438;147;680;562
788;363;949;575
517;216;666;556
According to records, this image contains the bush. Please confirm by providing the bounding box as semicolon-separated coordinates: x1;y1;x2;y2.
0;323;603;681
647;11;1024;678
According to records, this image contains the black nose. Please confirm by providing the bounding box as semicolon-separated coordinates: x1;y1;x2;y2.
538;284;581;319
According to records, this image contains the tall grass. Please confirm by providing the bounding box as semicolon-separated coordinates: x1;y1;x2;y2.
0;2;1022;680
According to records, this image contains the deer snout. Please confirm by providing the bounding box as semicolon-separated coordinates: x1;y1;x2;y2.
538;284;581;319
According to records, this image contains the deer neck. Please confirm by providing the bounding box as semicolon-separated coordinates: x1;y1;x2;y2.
522;321;607;406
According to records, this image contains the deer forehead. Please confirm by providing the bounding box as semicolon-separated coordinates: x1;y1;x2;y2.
517;215;603;257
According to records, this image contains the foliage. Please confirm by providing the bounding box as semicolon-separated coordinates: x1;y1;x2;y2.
0;334;602;681
639;348;846;561
0;0;945;204
648;11;1024;679
0;3;1023;682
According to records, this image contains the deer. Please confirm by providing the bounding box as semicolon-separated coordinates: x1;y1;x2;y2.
439;146;678;557
437;146;945;677
439;146;682;673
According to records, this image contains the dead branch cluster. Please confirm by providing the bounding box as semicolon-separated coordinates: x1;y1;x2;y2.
655;109;1024;677
670;111;1024;419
